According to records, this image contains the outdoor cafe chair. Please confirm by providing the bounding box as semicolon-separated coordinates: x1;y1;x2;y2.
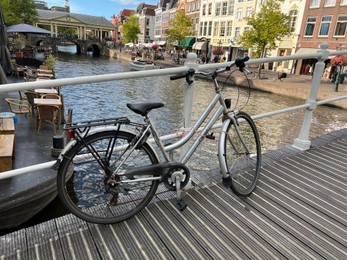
40;93;61;100
5;98;32;122
25;91;39;114
10;60;26;78
36;105;60;133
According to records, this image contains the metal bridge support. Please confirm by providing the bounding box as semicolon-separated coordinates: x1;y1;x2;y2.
293;43;330;150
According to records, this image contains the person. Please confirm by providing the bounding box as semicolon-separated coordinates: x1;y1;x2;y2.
213;56;219;63
309;65;313;75
220;56;226;62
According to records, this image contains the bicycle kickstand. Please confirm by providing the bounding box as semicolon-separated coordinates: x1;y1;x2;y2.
174;175;187;211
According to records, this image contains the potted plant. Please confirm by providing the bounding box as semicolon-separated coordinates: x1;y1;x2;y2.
43;54;57;71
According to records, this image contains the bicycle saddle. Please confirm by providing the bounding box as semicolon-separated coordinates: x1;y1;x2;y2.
127;102;164;116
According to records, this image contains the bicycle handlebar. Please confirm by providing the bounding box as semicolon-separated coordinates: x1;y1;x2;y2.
170;56;250;83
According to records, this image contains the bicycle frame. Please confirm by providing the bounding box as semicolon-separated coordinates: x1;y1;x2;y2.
144;78;230;171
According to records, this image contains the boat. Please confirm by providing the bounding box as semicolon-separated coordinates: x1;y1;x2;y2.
129;60;160;71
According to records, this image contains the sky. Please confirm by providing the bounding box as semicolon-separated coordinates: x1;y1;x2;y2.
44;0;158;19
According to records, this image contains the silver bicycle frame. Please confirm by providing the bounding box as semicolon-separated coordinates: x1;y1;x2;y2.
147;89;228;165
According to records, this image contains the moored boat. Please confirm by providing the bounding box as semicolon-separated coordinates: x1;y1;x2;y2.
129;60;160;71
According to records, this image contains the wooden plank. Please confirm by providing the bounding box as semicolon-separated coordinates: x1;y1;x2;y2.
0;118;15;134
0;134;15;172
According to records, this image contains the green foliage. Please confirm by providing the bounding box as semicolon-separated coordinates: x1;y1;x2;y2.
237;0;292;58
43;54;57;71
0;0;38;25
165;11;195;47
122;14;141;44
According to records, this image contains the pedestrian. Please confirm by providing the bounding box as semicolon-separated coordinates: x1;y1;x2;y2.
309;65;313;75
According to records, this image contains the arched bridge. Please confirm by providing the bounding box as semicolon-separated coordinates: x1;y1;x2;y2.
33;36;109;55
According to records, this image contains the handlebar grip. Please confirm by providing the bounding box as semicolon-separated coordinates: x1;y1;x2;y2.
170;69;195;83
170;73;187;81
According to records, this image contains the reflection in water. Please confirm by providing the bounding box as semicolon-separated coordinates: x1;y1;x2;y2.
56;52;347;153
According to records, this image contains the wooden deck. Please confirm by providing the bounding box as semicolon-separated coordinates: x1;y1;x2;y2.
1;129;347;259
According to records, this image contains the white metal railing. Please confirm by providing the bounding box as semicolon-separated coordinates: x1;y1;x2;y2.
1;42;347;180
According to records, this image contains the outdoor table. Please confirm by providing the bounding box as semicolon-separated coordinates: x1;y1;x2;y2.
0;118;15;134
34;88;58;95
34;98;62;106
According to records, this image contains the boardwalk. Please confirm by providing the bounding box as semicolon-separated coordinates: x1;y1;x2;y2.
1;128;346;259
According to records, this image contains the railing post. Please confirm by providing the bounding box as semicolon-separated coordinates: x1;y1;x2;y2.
293;43;330;150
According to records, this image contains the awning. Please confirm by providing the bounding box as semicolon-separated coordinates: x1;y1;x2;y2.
179;37;196;48
156;41;166;46
192;41;207;50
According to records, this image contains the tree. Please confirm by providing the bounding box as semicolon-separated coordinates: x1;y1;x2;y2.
237;0;292;76
0;0;38;25
165;10;195;63
122;14;141;44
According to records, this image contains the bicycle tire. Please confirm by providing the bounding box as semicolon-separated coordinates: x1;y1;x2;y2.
57;130;160;224
223;111;261;196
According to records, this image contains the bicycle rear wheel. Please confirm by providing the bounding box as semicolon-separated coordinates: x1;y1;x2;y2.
223;111;261;196
57;130;160;224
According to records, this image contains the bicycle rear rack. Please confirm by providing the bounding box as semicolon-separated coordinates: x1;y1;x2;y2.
64;117;132;139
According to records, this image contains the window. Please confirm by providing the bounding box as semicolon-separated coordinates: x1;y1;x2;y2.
289;10;298;28
228;0;235;15
200;22;203;36
236;8;243;21
215;2;221;16
227;21;232;36
341;0;347;5
208;3;212;15
204;21;207;35
188;4;191;12
235;27;240;38
222;2;228;15
202;4;206;15
319;16;332;36
304;17;316;36
324;0;335;6
214;22;220;36
310;0;320;7
208;21;212;36
246;7;252;17
334;15;347;36
192;3;195;11
220;21;226;36
238;0;244;2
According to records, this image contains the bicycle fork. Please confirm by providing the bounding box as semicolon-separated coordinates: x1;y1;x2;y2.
218;114;250;187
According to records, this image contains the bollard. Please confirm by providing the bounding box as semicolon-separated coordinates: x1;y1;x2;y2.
51;134;64;157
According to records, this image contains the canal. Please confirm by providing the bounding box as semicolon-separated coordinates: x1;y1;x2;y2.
4;51;347;234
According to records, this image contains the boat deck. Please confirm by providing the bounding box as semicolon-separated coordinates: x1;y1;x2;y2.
1;128;346;259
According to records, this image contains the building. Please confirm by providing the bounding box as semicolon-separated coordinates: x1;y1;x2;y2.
112;9;135;43
37;9;116;41
270;0;306;73
154;0;179;46
296;0;347;74
136;3;157;43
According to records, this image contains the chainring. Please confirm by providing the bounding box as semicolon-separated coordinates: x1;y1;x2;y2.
163;166;190;191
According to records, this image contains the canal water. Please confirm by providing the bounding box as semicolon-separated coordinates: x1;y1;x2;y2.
3;51;347;235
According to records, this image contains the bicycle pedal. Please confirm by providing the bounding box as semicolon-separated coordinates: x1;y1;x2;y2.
222;176;232;188
206;133;215;140
177;199;187;211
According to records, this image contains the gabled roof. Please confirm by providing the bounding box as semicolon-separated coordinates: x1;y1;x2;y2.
119;9;134;17
37;9;115;27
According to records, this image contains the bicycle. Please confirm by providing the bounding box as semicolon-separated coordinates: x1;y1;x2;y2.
55;56;262;224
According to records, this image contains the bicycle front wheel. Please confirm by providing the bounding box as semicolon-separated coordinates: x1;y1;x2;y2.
57;130;160;224
222;111;261;196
